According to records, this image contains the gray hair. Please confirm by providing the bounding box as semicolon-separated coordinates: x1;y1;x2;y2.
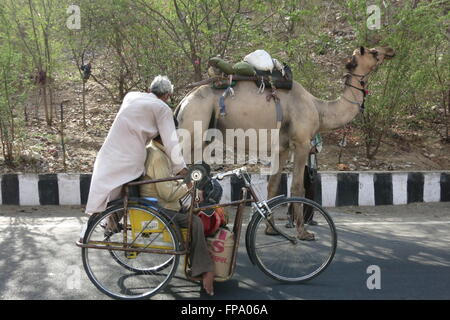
150;75;174;97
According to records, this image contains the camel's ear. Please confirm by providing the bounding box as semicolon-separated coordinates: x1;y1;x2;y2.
360;46;365;55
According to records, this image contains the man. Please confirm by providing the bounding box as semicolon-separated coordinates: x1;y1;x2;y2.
80;75;186;236
303;133;322;225
140;136;215;296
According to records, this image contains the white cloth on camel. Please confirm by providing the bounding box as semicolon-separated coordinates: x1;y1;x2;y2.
85;92;186;215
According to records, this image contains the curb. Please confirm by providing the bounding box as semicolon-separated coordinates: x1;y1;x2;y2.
0;172;449;208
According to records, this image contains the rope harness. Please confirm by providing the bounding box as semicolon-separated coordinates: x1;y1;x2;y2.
343;72;370;113
219;75;235;116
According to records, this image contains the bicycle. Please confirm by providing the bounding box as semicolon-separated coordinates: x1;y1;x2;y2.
76;166;337;300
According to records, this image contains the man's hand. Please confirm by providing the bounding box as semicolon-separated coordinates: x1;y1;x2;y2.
196;190;204;203
177;167;193;189
177;168;189;177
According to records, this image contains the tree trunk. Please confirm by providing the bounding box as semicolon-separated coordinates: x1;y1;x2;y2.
49;82;54;124
34;88;40;121
24;103;29;124
119;72;126;103
60;103;67;171
193;57;202;82
82;80;87;128
445;89;450;142
42;83;51;125
0;70;15;163
0;120;12;163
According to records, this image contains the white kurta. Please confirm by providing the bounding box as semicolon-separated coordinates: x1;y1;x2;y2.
85;92;186;214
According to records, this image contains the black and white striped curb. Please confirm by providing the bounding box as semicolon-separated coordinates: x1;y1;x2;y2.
0;172;449;207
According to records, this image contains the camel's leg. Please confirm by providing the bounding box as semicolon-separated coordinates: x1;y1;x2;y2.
290;143;308;198
265;148;289;235
290;142;314;239
267;148;290;199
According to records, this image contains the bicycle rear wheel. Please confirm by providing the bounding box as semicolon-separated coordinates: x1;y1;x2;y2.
81;205;181;300
105;208;175;274
248;197;337;283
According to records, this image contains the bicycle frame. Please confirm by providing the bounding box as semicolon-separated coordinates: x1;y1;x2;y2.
76;169;295;282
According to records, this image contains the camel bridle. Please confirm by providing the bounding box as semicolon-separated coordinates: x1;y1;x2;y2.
342;48;389;112
343;71;372;113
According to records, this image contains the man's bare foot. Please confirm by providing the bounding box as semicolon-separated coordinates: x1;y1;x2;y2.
264;225;279;235
202;272;214;296
297;229;315;241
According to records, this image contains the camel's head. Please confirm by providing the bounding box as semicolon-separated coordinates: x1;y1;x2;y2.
346;46;395;74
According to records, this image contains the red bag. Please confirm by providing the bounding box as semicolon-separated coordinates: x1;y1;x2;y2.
198;207;227;237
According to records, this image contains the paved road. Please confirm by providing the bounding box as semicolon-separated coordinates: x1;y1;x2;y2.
0;202;449;300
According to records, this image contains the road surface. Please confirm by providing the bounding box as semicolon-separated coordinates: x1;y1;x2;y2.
0;202;449;300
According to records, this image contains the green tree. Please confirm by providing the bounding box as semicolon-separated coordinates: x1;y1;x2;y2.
0;12;29;163
5;0;65;126
345;0;450;159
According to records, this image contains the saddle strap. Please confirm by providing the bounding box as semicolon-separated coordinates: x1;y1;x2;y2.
274;97;283;129
219;75;234;117
219;82;235;116
219;95;226;116
266;81;283;129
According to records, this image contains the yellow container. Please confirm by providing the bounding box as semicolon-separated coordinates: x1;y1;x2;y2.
163;228;188;243
129;208;165;234
129;208;188;243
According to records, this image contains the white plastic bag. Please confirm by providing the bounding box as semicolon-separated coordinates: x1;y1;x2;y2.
243;50;274;72
272;58;285;76
272;58;283;71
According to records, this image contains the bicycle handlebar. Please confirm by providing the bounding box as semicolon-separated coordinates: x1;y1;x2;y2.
214;166;247;180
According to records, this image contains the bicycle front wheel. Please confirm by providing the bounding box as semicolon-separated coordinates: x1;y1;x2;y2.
248;197;337;283
81;205;181;300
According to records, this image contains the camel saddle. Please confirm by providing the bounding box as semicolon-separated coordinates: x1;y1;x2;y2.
205;63;293;91
199;56;293;91
254;64;293;90
186;61;292;128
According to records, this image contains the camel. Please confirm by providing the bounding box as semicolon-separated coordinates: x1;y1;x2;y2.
175;46;395;239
